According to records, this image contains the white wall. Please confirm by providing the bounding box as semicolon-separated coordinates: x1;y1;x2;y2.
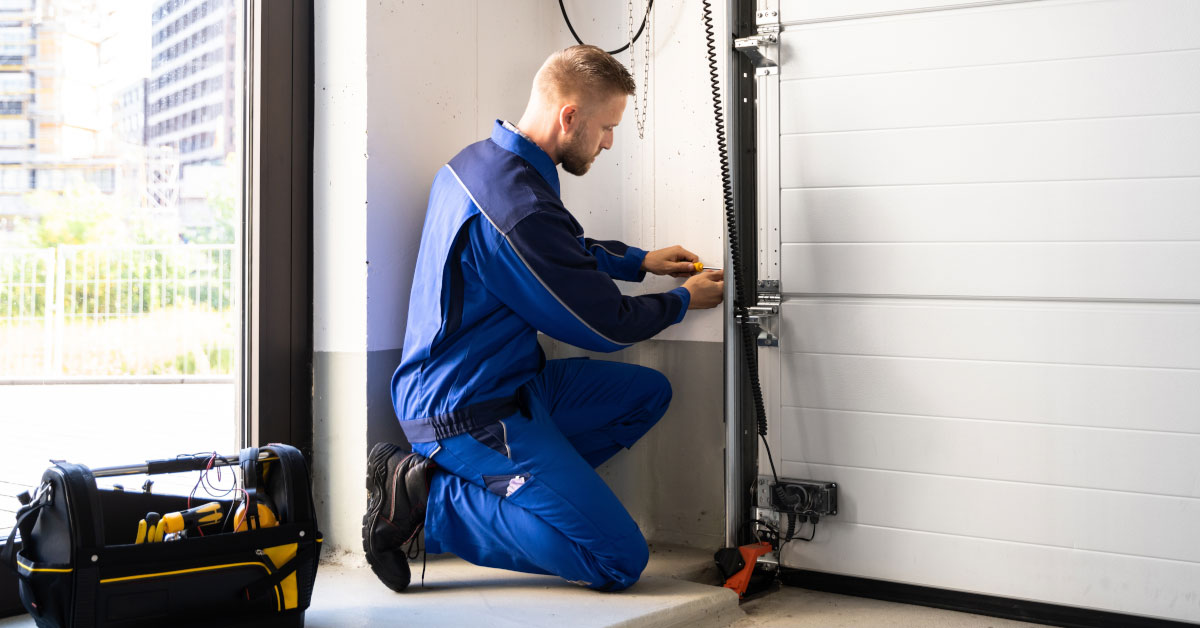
359;0;732;349
553;0;728;343
313;0;731;556
311;0;368;559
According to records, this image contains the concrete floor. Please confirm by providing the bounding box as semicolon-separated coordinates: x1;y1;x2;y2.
0;547;743;628
303;559;739;628
0;545;1051;628
733;586;1045;628
0;383;1047;627
0;385;1051;627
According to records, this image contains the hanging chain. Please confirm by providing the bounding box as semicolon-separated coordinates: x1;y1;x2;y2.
628;0;651;139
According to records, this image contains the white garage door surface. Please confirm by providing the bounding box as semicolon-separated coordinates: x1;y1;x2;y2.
758;0;1200;622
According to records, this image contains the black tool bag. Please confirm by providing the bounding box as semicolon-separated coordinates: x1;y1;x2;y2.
1;444;322;628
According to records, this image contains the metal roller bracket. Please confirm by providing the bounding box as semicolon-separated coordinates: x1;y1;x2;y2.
737;279;780;346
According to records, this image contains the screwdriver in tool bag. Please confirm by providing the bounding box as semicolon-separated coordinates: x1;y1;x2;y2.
160;501;223;536
134;512;160;544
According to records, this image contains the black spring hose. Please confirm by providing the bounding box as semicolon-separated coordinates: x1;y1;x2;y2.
700;0;782;491
558;0;656;56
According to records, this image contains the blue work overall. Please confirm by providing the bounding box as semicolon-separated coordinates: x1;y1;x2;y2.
391;121;691;591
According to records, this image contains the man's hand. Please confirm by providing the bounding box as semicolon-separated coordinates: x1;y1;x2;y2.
682;270;724;309
642;245;699;278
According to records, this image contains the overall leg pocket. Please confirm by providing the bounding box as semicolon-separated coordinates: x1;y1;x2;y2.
468;420;510;458
481;473;533;498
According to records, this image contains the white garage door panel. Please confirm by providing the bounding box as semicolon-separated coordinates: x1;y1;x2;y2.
778;300;1200;370
763;0;1200;619
780;408;1200;497
780;50;1200;135
778;0;1031;23
779;242;1200;300
777;523;1200;622
780;115;1200;189
777;0;1200;80
774;464;1200;563
780;179;1200;243
779;353;1200;434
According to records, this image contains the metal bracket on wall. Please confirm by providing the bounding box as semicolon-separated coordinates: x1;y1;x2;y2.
737;279;780;346
734;33;778;76
738;4;780;76
754;7;779;26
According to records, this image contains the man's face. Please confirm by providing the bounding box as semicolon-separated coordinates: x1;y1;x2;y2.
560;93;627;176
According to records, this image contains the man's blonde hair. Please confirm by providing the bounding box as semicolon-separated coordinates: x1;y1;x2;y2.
537;45;636;102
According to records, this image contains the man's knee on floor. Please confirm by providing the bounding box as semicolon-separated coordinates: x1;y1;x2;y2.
595;534;650;592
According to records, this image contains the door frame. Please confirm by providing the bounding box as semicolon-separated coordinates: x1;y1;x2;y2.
240;0;315;457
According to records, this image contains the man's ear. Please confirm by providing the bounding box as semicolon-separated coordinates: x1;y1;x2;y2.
558;104;579;134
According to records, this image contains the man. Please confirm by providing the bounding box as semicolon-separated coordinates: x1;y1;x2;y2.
364;45;725;593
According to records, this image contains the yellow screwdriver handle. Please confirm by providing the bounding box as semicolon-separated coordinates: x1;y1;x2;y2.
196;501;223;525
134;519;147;544
162;501;224;535
142;512;161;544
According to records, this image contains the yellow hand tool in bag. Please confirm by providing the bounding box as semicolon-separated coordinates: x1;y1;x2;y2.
161;501;223;535
133;512;160;544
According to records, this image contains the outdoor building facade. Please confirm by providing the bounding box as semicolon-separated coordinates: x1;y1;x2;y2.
147;0;236;171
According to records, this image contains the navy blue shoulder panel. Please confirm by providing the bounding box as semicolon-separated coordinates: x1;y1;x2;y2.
447;139;579;236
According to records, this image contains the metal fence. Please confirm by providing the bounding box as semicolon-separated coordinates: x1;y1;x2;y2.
0;245;236;379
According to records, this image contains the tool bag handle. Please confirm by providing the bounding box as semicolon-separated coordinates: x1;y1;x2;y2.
260;444;314;525
239;446;262;530
1;484;51;574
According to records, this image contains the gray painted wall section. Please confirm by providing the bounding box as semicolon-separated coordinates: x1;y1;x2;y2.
367;348;409;453
312;350;367;562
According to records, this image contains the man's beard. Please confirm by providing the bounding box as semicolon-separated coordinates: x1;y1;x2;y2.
560;130;595;176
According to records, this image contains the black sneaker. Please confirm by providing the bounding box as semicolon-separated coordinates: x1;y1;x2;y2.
363;442;435;592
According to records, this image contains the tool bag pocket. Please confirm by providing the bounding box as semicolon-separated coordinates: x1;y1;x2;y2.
1;444;322;628
14;552;73;627
95;524;319;627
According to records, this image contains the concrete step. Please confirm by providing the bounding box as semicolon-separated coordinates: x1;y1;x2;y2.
0;545;742;628
304;545;742;628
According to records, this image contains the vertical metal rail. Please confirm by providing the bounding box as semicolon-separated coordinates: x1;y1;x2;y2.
723;0;743;549
724;223;741;543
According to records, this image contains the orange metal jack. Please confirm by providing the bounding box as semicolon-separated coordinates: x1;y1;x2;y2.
722;541;773;598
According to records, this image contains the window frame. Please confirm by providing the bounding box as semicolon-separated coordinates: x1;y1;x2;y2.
239;0;314;458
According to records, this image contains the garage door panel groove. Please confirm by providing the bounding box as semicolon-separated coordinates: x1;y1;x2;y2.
780;404;1200;439
781;179;1200;243
779;353;1200;434
780;116;1200;189
779;349;1200;373
780;49;1200;134
779;242;1200;300
782;112;1200;139
776;299;1200;369
777;522;1200;622
773;463;1200;564
777;0;1200;80
779;407;1200;496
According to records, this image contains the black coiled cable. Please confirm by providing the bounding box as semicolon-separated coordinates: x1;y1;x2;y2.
558;0;656;56
700;0;784;506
